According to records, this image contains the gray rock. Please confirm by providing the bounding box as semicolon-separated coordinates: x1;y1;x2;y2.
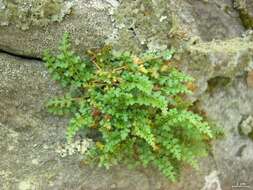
0;0;114;58
0;0;74;30
199;77;253;189
178;35;253;99
107;0;245;53
169;0;244;41
0;0;245;58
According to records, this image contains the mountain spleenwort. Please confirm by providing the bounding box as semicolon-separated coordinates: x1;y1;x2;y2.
43;33;217;181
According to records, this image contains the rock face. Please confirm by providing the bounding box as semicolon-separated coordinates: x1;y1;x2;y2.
1;0;253;189
0;0;245;58
169;0;244;41
0;0;114;58
179;35;253;98
0;0;74;30
200;77;253;189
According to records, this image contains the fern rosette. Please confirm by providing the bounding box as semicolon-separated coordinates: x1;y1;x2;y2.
43;33;215;181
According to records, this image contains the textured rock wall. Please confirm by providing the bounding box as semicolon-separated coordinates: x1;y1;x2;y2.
0;0;253;190
0;0;245;58
0;0;114;58
200;76;253;189
0;0;74;30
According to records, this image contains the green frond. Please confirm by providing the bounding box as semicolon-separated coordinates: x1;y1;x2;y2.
43;33;219;181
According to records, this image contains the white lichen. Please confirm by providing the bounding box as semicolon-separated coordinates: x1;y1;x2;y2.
159;16;167;22
201;171;222;190
240;116;253;136
56;138;93;158
0;0;75;30
0;0;5;10
18;180;34;190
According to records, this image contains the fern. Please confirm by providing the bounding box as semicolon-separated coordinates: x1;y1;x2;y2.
43;33;217;181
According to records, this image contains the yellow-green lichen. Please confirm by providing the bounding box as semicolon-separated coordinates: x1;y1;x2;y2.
0;0;74;30
188;37;253;54
184;37;253;78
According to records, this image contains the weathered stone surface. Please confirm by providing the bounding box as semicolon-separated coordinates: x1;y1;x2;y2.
178;36;253;188
178;35;253;98
199;77;253;189
0;0;245;58
169;0;244;41
0;0;114;58
0;0;74;30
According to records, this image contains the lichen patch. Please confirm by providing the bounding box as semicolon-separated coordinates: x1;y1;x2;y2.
0;0;75;30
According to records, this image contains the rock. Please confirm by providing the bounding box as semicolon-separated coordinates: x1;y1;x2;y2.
169;0;244;41
0;0;74;30
0;0;114;58
0;0;245;58
178;36;253;98
199;76;253;189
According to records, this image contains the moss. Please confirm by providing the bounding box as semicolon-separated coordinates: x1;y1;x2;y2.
0;0;73;30
234;0;253;29
207;77;231;94
248;131;253;140
239;11;253;29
